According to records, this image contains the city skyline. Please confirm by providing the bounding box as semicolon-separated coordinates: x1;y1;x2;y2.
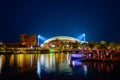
1;0;120;42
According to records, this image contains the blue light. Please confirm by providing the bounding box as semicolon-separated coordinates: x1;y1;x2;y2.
38;35;41;46
77;33;86;40
38;35;46;41
37;35;46;45
38;35;40;38
77;34;83;40
83;33;85;37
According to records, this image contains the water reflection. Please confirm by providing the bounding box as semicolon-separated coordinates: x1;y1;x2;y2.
37;54;41;78
83;65;87;76
0;53;120;80
0;55;2;74
36;53;72;75
84;62;116;73
38;53;56;73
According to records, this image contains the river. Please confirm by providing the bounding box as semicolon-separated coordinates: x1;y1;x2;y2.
0;52;120;80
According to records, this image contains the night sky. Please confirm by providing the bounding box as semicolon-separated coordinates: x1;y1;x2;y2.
1;0;120;42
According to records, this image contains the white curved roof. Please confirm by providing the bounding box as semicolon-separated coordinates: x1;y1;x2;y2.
44;36;80;43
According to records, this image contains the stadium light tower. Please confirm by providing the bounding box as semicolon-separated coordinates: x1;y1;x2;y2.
38;35;41;46
83;33;86;42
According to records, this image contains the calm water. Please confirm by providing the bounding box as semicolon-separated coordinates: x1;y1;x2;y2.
0;52;120;80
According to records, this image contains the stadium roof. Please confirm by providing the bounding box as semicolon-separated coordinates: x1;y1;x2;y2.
44;36;80;43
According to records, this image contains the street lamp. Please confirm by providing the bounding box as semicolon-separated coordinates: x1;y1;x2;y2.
38;35;40;46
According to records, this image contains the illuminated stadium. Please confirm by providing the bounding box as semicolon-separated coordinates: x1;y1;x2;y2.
43;36;81;48
44;36;80;43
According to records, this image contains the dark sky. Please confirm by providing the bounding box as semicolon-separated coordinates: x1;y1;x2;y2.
0;0;120;42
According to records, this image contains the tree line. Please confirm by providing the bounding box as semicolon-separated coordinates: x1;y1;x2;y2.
18;34;120;50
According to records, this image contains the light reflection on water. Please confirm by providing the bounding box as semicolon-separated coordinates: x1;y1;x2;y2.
0;55;2;74
37;54;41;78
0;52;120;80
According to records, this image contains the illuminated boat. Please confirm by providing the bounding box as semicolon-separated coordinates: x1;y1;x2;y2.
71;53;87;61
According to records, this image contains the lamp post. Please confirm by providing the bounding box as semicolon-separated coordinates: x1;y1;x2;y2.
38;35;40;46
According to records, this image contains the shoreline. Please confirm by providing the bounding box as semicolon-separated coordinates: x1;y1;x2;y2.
0;51;120;62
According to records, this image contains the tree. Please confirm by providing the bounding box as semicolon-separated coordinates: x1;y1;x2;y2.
107;42;117;50
116;43;120;50
88;41;100;49
19;34;36;47
100;40;107;49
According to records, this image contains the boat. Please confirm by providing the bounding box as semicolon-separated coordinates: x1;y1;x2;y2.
71;53;87;61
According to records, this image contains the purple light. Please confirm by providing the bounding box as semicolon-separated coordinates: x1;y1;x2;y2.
88;54;91;57
72;54;85;58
